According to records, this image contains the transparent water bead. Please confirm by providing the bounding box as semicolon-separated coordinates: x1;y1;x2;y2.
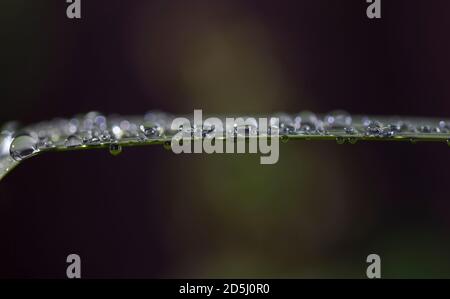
439;121;448;133
109;143;122;156
348;137;358;144
344;127;357;135
417;125;432;133
9;133;38;161
140;122;164;138
111;126;123;139
387;123;403;133
280;135;289;143
379;129;395;138
365;121;382;136
65;135;83;147
36;137;54;150
294;111;320;134
336;137;346;144
324;110;352;128
163;141;172;151
275;113;295;135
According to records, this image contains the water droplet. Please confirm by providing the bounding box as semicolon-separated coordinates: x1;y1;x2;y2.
348;137;358;144
36;137;54;149
65;135;83;147
112;126;123;139
294;111;319;133
336;137;346;144
280;135;289;143
109;143;122;156
140;122;164;138
99;132;112;142
396;121;414;132
95;115;107;127
344;127;357;135
324;110;352;128
275;114;295;134
362;117;371;127
365;121;382;136
296;124;311;135
78;131;93;144
163;141;172;151
380;128;395;138
417;125;431;133
9;134;38;161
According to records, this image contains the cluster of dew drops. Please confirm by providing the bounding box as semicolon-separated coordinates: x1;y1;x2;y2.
1;110;450;163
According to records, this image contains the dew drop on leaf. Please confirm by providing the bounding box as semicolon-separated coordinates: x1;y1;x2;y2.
109;143;122;156
9;134;38;161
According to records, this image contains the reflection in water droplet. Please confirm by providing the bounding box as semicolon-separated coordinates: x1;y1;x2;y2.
140;122;164;138
348;137;357;144
325;110;352;128
276;114;295;135
362;117;371;127
344;127;357;135
388;123;402;133
9;134;38;161
439;121;448;133
380;128;395;138
294;111;319;134
336;137;346;144
36;137;54;150
280;135;289;143
365;121;382;136
65;135;83;147
163;141;172;151
109;143;122;156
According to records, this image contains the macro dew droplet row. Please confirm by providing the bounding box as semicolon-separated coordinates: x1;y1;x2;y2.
1;110;449;180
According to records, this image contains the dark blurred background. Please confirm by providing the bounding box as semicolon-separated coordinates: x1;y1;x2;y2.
1;0;450;278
